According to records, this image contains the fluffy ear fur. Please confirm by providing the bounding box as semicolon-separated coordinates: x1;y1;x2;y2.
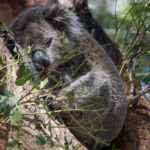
43;0;81;36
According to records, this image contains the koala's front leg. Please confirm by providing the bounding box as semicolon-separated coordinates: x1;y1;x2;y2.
48;70;111;112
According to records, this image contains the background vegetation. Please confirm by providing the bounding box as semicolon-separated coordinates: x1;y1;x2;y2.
91;0;150;100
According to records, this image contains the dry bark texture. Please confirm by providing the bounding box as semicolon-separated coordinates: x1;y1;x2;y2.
0;0;150;150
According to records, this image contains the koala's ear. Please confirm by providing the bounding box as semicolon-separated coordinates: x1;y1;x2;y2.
43;1;81;36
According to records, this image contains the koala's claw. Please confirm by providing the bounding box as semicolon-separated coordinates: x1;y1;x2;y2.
0;29;16;49
0;29;7;33
0;33;8;38
0;29;8;39
0;29;15;42
7;43;17;50
48;101;58;110
39;94;54;100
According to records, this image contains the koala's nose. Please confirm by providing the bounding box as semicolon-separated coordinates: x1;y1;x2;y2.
32;50;50;71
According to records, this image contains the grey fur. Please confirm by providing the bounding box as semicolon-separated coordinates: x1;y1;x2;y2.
9;1;128;149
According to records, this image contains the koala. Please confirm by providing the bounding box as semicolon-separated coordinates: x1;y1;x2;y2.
5;0;128;149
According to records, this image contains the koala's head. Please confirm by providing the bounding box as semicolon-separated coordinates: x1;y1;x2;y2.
9;0;81;72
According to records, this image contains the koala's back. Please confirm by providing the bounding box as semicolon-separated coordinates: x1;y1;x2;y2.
58;38;128;149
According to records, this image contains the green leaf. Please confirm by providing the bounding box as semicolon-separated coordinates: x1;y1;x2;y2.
49;75;57;82
33;135;47;146
126;61;133;71
35;85;40;90
15;75;30;86
10;109;22;122
64;136;69;150
127;46;139;59
9;96;20;106
35;78;49;90
16;132;24;137
147;135;150;143
136;75;150;84
90;29;95;38
66;90;75;105
39;78;49;89
4;87;11;97
3;104;11;118
146;24;150;32
15;64;31;86
142;76;150;84
18;64;26;77
143;53;150;59
0;95;7;113
6;138;18;150
13;47;18;53
35;98;40;105
0;56;3;65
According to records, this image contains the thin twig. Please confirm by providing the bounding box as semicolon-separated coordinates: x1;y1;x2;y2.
128;82;150;104
128;70;135;99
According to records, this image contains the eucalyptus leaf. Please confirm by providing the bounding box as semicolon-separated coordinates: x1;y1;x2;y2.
9;96;20;106
13;47;18;53
35;85;40;90
0;95;7;113
66;90;75;105
15;74;31;86
49;75;57;82
127;46;139;59
15;64;31;86
16;132;24;137
3;104;11;118
6;138;18;150
146;24;150;32
33;135;47;146
4;87;11;97
39;78;49;89
10;109;22;122
147;135;150;143
0;56;3;65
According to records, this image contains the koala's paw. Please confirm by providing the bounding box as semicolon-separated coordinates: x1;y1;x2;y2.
0;29;17;51
48;101;58;111
39;94;54;100
0;29;8;39
39;94;58;110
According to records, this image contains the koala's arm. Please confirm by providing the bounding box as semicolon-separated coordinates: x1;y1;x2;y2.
49;70;111;111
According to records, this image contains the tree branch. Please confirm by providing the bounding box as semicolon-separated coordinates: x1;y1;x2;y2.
128;82;150;104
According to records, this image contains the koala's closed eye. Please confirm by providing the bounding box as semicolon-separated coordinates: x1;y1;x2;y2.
45;37;53;48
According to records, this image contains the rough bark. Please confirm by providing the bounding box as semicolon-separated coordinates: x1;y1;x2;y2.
0;0;150;150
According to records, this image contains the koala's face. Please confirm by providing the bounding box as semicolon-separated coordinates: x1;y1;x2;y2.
18;20;63;71
8;1;81;72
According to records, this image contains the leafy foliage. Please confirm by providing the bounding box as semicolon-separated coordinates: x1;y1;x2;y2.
0;56;3;64
148;135;150;144
16;132;24;137
10;109;22;122
6;138;19;150
15;64;31;86
92;0;150;98
33;135;47;146
66;90;75;105
0;88;21;119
